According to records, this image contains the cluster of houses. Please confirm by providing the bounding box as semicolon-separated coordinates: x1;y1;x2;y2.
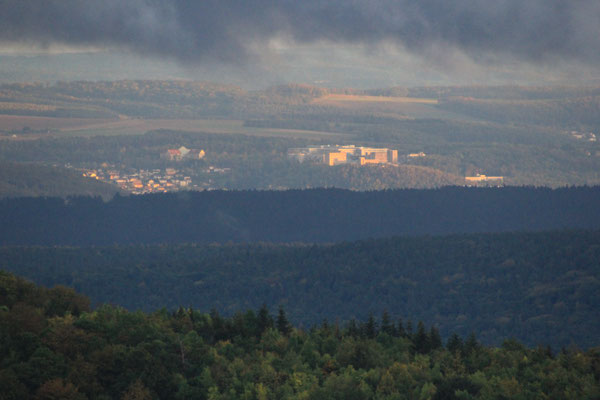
79;146;238;193
83;167;196;194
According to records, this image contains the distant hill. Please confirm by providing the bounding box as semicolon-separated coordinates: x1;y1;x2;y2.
438;96;600;126
2;230;598;348
0;186;599;245
0;161;121;199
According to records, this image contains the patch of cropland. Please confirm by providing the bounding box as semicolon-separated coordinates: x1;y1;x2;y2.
2;230;599;349
1;187;599;246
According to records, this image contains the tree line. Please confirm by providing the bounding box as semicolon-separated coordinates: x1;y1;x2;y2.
1;270;598;399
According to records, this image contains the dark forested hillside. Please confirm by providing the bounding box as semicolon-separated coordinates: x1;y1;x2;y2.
1;187;600;245
0;161;121;199
2;230;599;349
2;271;598;399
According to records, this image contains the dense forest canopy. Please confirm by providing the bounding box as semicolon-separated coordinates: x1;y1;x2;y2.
1;270;599;400
2;229;599;349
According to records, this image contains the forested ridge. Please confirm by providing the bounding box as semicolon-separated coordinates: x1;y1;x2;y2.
1;187;600;245
2;230;599;349
0;161;121;199
1;271;599;400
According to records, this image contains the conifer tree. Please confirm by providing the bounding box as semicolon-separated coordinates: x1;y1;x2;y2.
447;333;463;354
405;320;413;337
346;319;359;337
381;311;395;336
396;318;406;338
257;304;273;336
364;314;377;339
414;321;429;353
276;305;291;336
464;332;479;355
429;326;442;350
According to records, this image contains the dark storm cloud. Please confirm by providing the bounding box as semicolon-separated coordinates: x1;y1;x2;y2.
1;0;599;65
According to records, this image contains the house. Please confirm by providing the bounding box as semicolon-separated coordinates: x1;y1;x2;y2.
162;149;182;161
188;149;206;159
178;146;190;156
162;147;205;161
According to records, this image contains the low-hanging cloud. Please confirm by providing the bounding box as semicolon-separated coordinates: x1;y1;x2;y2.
1;0;599;67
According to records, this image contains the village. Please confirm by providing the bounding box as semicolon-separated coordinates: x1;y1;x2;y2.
80;146;232;194
82;164;235;194
83;166;197;194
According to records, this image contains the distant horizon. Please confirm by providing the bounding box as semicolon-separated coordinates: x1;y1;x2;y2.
2;49;600;90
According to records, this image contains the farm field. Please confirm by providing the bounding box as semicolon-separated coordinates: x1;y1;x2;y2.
313;94;439;104
0;115;116;131
1;115;347;139
311;93;477;121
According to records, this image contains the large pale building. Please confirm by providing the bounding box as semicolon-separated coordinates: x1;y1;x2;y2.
288;145;398;166
465;174;504;185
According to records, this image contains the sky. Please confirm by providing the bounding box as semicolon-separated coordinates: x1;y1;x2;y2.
1;0;599;88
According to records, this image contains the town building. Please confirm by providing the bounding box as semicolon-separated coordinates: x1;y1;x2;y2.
161;146;205;161
465;174;504;185
288;145;398;166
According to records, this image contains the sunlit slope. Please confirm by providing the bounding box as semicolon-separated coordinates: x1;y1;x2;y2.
311;93;475;121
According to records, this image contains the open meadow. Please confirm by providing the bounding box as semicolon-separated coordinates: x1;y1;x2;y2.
1;115;347;139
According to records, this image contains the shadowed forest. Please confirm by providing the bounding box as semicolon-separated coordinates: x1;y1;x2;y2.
2;230;599;349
